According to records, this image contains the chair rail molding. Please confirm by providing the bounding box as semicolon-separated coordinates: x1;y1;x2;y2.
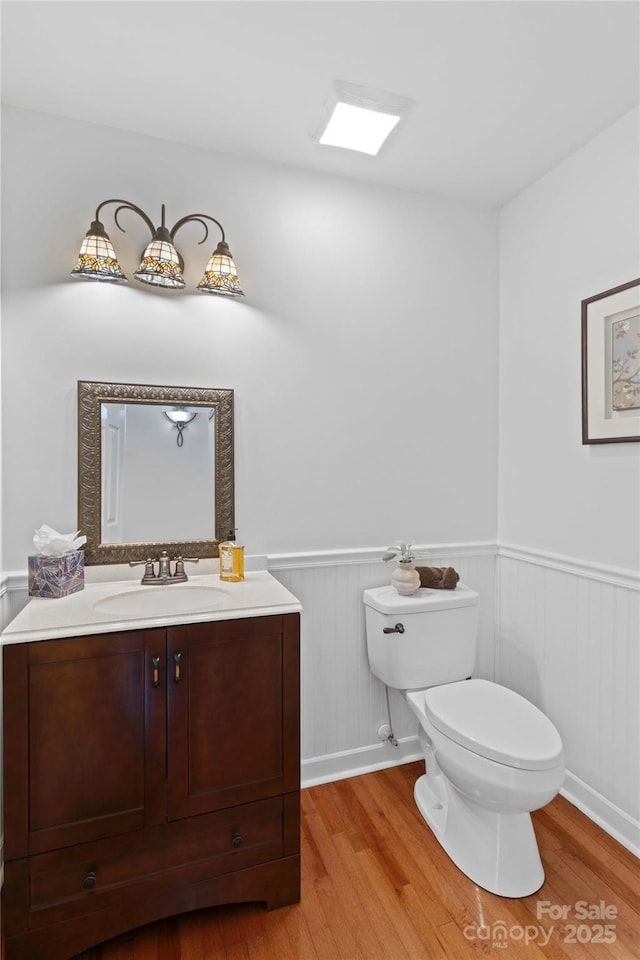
497;542;639;591
268;541;498;570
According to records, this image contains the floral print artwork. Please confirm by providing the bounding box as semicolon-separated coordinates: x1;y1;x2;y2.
612;313;640;410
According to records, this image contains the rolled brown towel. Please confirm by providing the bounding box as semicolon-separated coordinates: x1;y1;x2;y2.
415;565;459;590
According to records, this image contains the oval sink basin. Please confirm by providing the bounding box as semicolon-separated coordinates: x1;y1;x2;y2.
93;584;231;619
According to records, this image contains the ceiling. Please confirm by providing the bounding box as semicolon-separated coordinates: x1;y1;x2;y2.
2;1;638;207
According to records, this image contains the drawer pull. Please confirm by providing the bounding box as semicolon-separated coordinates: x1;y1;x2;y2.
231;833;243;849
151;655;161;688
83;871;97;890
173;651;182;683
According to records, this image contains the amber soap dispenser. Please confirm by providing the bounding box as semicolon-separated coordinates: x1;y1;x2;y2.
219;529;245;582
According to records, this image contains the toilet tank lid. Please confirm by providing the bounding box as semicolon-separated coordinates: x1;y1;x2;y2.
363;583;479;614
424;679;564;771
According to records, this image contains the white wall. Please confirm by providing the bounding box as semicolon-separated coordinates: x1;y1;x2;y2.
0;106;499;801
2;103;638;854
1;106;499;570
498;108;639;571
498;108;640;851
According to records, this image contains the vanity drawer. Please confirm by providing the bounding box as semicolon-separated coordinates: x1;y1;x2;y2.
5;796;285;933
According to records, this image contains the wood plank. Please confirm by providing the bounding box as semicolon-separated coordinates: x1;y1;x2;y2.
534;801;640;912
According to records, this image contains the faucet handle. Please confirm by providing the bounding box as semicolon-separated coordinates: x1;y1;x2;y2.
129;558;157;583
172;556;199;582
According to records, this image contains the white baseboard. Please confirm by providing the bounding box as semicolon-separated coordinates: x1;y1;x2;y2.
561;771;640;858
301;736;423;788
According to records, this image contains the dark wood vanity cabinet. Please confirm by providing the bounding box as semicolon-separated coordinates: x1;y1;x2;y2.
2;613;300;960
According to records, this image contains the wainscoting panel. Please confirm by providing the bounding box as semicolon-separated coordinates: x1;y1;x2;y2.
3;545;637;853
497;546;640;854
0;572;28;632
270;544;497;786
1;547;497;787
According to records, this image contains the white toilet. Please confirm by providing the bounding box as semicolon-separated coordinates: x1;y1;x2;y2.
363;583;565;898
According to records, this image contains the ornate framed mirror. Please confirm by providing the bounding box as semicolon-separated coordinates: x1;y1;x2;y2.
78;380;234;565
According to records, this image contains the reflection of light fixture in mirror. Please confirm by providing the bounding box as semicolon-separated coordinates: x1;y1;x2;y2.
71;200;244;297
164;407;198;447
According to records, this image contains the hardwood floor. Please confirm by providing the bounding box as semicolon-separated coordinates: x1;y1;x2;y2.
75;762;639;959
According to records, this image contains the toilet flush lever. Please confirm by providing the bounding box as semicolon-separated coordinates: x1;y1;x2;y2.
383;623;405;634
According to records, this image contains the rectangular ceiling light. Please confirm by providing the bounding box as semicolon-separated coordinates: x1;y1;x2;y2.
315;81;412;156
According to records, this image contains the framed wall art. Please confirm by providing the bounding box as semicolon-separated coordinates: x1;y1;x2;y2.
581;278;640;444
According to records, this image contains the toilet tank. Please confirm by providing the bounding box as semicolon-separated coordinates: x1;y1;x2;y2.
363;584;480;690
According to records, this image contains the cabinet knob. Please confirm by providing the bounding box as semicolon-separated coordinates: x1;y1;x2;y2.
83;871;97;890
231;833;243;849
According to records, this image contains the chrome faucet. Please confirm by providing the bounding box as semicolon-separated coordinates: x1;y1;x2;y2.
130;551;199;585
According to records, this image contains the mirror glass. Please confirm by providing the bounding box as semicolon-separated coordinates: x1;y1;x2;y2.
78;381;234;565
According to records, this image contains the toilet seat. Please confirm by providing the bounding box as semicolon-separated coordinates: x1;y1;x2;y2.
424;679;563;771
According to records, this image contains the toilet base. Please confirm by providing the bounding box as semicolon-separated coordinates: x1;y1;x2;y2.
414;772;544;898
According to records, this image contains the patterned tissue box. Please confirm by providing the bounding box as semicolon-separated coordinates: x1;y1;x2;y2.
28;550;85;599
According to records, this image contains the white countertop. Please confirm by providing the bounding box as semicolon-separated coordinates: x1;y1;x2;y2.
1;571;302;644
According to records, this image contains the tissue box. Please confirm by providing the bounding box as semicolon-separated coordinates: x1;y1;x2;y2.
28;550;85;599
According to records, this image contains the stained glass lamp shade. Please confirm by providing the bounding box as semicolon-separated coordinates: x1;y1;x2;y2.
197;241;244;297
70;221;127;282
71;202;244;296
134;236;185;289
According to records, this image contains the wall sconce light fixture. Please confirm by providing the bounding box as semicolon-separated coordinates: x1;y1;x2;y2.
71;199;244;297
164;407;198;447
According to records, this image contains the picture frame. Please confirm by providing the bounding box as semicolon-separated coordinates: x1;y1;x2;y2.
581;278;640;444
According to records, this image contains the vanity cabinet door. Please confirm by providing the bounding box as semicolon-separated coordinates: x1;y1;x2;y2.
166;614;300;820
3;629;167;859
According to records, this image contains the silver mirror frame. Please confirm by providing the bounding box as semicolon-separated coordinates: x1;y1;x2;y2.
78;380;234;565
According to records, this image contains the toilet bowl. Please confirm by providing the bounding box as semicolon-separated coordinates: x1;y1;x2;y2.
406;680;564;897
363;583;565;898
